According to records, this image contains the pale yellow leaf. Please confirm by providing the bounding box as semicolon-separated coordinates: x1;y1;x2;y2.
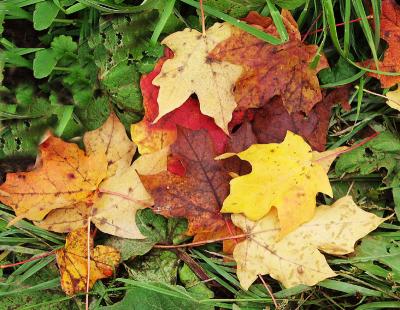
153;23;243;133
84;113;136;178
232;196;384;289
386;86;400;111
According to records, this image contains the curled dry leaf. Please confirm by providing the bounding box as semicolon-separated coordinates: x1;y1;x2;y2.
366;0;400;88
0;114;158;239
131;54;228;155
232;196;385;289
56;227;120;295
140;127;231;240
152;23;243;133
209;10;328;114
220;132;333;238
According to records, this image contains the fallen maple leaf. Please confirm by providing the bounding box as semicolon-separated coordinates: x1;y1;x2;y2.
219;131;333;238
252;87;351;151
139;127;230;239
232;196;384;289
84;110;136;178
386;86;400;111
35;148;168;237
0;114;159;239
223;121;257;176
367;0;400;88
131;55;228;155
0;135;107;222
56;227;120;295
209;10;328;114
152;23;243;133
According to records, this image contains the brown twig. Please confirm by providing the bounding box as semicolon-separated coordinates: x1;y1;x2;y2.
153;233;249;249
0;250;56;269
301;12;322;42
175;248;220;288
258;275;278;308
315;132;379;164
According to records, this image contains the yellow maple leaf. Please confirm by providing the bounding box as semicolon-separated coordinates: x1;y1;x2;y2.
56;227;120;295
220;131;333;237
152;23;243;133
232;196;385;289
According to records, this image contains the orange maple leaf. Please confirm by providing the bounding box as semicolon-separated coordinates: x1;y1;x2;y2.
367;0;400;88
0;135;107;222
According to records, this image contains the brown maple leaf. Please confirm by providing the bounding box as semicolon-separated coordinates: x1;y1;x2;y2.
139;127;230;239
209;10;328;114
224;121;257;176
252;87;351;151
367;0;400;88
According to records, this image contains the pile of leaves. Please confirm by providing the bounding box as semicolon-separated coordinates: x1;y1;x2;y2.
1;0;400;309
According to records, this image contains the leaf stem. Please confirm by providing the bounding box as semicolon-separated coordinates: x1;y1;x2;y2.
199;0;206;36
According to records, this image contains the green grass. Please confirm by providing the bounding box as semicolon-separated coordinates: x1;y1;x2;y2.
1;0;400;309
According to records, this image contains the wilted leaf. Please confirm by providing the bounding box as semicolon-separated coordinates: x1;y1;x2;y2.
132;54;228;155
140;127;230;239
232;196;384;289
366;0;400;88
56;227;120;295
220;132;333;237
153;23;243;133
223;121;257;176
252;87;351;151
209;11;328;114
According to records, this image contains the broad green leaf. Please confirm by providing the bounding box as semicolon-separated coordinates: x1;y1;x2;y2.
104;209;188;261
51;35;78;57
273;0;306;9
319;56;359;85
335;131;400;219
88;11;168;128
101;282;214;310
33;49;58;78
127;250;179;284
179;264;214;299
203;0;264;18
354;236;400;282
33;1;60;31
